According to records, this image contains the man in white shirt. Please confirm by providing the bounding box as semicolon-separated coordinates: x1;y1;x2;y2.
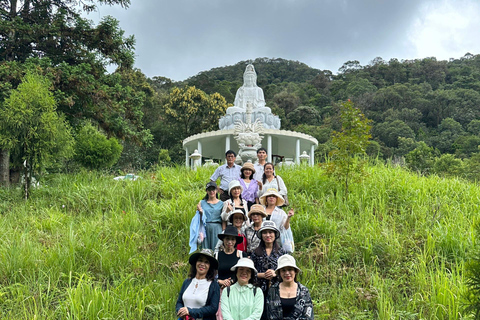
210;150;242;201
253;148;267;181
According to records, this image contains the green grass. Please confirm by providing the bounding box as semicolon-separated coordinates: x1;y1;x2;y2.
0;163;477;319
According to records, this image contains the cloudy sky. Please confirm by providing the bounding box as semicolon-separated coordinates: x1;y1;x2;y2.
90;0;480;81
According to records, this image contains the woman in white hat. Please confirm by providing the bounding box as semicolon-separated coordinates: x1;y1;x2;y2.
221;258;264;320
238;162;259;210
176;249;221;320
250;221;287;296
221;180;249;230
243;204;267;256
266;255;314;320
259;188;295;253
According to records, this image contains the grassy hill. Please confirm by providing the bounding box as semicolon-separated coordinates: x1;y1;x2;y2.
0;164;477;319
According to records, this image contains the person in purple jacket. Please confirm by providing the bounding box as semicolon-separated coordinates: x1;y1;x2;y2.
238;162;259;211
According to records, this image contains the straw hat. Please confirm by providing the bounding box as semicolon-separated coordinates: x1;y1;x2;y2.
227;208;247;224
218;225;243;245
275;254;301;274
259;188;285;207
257;220;280;240
241;162;255;174
188;248;218;269
248;204;267;219
230;257;258;274
228;180;243;196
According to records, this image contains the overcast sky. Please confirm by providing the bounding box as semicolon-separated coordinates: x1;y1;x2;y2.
89;0;480;81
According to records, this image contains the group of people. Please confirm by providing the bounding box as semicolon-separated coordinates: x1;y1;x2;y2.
179;149;314;320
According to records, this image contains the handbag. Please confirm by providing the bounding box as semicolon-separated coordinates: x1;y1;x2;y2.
276;177;289;207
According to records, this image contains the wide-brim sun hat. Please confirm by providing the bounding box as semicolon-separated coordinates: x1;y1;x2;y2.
275;254;301;275
230;257;258;274
259;188;285;207
257;220;280;240
205;181;217;190
228;208;247;224
228;180;243;196
248;204;267;219
188;248;219;270
241;162;255;174
218;225;243;245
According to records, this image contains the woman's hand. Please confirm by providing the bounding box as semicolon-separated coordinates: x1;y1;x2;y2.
287;209;294;219
177;306;189;318
264;269;276;280
257;180;263;190
197;201;203;213
227;203;233;212
219;277;232;288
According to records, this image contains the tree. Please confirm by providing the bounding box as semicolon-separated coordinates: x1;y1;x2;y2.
324;100;372;198
74;123;122;170
0;0;147;182
162;86;229;138
405;142;436;175
0;73;73;199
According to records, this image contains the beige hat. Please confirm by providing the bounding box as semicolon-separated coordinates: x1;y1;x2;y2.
241;162;255;174
228;180;243;196
259;188;285;207
230;257;258;274
248;204;267;218
257;220;280;240
275;254;301;274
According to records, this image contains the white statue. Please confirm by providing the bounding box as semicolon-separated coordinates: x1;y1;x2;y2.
234;102;264;163
219;64;281;130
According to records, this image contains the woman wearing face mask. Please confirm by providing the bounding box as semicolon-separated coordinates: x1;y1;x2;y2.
221;258;264;320
243;204;267;256
266;255;314;320
176;249;220;320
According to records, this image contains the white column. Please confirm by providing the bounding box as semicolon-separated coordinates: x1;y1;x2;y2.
310;144;315;166
185;148;190;168
295;139;300;164
197;141;202;167
267;135;272;163
225;136;231;165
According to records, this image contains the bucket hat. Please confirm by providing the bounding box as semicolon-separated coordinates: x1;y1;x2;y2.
259;188;285;207
230;257;258;274
275;254;301;274
218;225;243;245
227;208;247;224
228;180;243;196
241;162;255;174
188;248;218;270
248;204;267;219
257;220;280;240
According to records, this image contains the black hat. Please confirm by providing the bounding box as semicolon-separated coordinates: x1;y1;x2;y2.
218;225;243;245
188;249;219;270
205;181;217;190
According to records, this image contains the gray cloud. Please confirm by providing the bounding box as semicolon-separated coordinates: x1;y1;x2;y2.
91;0;475;81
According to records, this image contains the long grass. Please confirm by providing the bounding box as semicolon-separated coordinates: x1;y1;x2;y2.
0;164;476;319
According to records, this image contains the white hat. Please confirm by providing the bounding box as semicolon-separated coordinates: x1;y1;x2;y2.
259;188;285;207
227;208;247;223
275;254;301;274
230;257;257;274
228;180;243;196
257;220;280;240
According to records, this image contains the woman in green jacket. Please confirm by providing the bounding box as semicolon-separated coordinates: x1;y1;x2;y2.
220;258;264;320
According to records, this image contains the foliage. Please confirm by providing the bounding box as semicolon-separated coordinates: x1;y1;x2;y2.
74;123;123;170
0;164;475;318
0;73;73;196
405;142;436;174
323;100;372;197
157;149;171;166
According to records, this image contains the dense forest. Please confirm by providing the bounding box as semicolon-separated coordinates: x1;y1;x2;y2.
1;1;480;185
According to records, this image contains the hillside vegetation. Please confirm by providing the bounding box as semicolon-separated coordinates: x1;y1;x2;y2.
0;164;477;319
